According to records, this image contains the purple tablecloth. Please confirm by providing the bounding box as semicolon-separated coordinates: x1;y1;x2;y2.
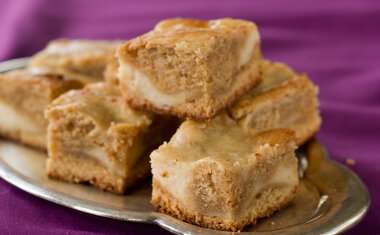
0;0;379;234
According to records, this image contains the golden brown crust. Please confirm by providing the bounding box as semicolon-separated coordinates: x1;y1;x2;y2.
255;128;297;146
152;180;297;231
127;18;257;51
47;152;151;194
128;18;259;50
154;18;210;30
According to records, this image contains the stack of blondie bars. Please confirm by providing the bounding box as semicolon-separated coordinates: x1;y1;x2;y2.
0;18;321;231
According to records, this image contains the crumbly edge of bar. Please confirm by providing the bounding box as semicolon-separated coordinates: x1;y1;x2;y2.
46;151;151;194
119;49;263;121
152;180;297;231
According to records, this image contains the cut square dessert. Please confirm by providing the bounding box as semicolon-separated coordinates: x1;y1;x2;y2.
117;18;262;120
228;61;321;145
0;69;83;149
30;39;122;84
45;83;178;194
151;114;298;231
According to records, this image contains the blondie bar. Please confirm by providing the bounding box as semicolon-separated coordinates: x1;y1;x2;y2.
45;83;178;193
229;61;321;145
0;69;82;149
151;115;298;231
30;39;121;84
117;18;262;120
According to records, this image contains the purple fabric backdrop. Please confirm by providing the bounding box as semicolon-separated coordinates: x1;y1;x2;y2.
0;0;379;234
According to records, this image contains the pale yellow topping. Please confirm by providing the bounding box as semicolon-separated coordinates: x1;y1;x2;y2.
47;83;153;128
159;115;260;164
237;29;260;68
154;18;260;70
247;61;297;96
40;39;122;56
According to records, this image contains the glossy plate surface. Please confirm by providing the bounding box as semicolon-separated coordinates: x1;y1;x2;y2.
0;58;370;234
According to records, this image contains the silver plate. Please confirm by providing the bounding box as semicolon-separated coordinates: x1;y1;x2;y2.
0;58;370;234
